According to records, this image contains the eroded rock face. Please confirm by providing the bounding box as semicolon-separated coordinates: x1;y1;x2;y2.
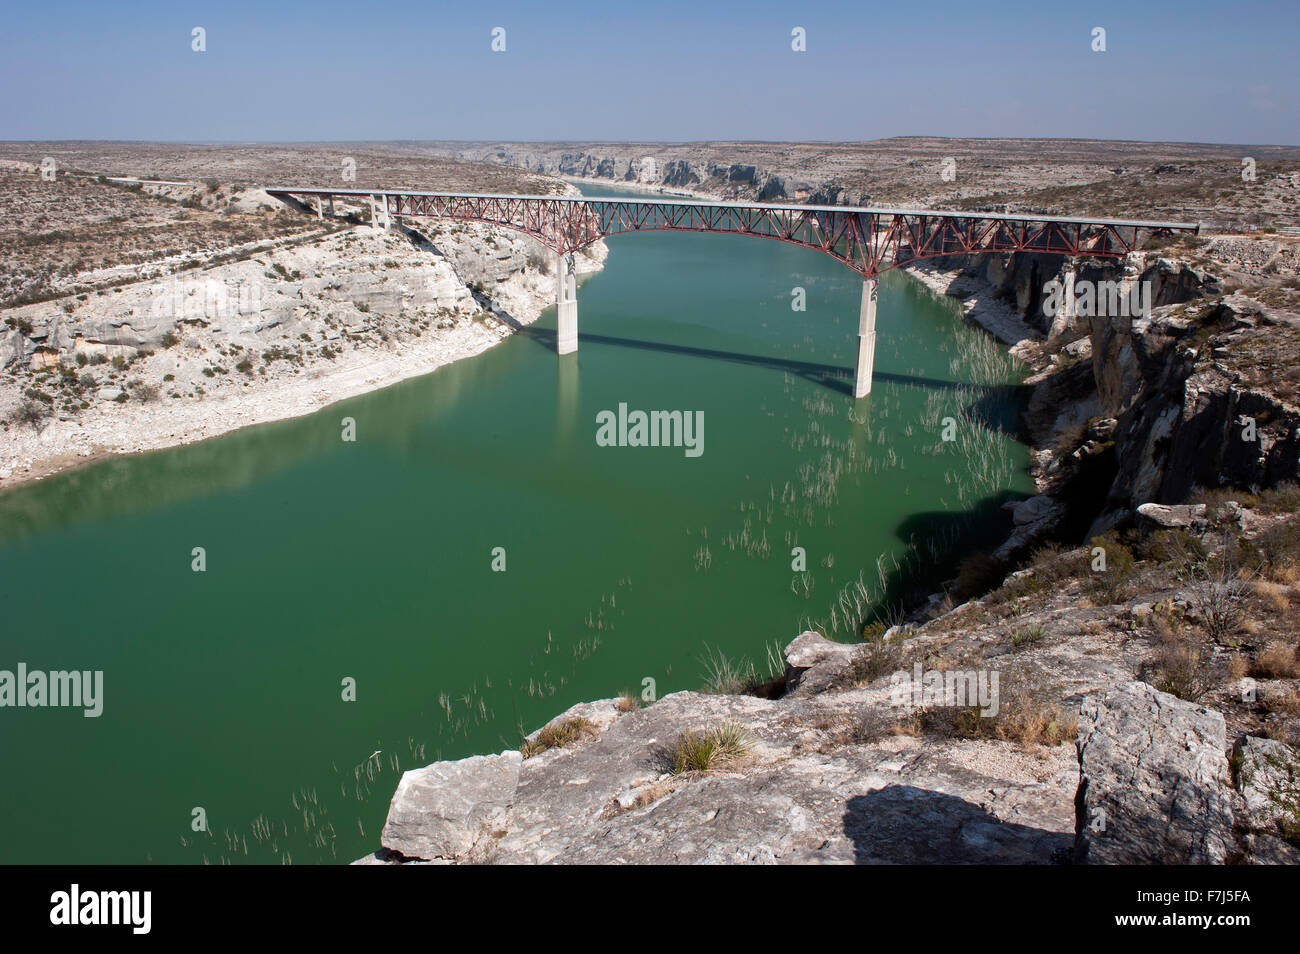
380;750;522;861
358;630;1087;865
1074;682;1235;864
361;619;1274;866
1095;297;1300;513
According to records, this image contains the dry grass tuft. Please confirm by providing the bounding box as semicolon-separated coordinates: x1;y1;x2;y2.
1255;642;1300;679
520;716;598;759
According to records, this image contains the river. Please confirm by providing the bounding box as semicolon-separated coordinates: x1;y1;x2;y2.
0;184;1031;863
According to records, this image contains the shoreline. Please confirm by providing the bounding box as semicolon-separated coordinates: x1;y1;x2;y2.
1;230;608;496
2;316;521;494
901;262;1043;362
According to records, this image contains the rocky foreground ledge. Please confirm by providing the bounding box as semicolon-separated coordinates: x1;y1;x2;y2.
355;630;1297;865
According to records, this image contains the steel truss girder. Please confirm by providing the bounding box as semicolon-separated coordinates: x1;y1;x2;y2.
274;190;1196;279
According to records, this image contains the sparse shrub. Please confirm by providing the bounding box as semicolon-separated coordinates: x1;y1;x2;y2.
1255;642;1300;679
918;704;988;739
847;638;904;685
846;707;895;745
918;679;1076;749
860;620;887;641
1143;528;1207;577
995;683;1078;748
1256;482;1300;516
1087;533;1136;603
1186;547;1253;643
13;399;52;430
132;383;160;403
1147;642;1212;701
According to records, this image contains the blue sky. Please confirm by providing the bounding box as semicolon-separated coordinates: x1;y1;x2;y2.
1;0;1295;144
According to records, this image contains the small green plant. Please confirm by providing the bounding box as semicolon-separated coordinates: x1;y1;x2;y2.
1011;624;1047;647
670;720;752;774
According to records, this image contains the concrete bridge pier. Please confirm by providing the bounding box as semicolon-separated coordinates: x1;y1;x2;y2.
370;195;391;230
556;252;578;355
315;197;323;220
853;278;878;398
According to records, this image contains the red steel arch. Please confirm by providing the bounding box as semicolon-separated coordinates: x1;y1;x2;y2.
266;188;1200;278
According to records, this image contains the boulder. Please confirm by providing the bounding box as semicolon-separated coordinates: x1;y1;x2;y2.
380;750;522;860
783;630;857;694
1009;494;1060;527
1135;502;1209;531
1233;735;1299;835
1074;681;1234;864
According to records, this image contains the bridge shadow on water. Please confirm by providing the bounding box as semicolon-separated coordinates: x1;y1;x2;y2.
522;325;1027;433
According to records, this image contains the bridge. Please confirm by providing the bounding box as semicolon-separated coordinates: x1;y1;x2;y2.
265;186;1199;397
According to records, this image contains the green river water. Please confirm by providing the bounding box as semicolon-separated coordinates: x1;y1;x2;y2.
0;185;1032;864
